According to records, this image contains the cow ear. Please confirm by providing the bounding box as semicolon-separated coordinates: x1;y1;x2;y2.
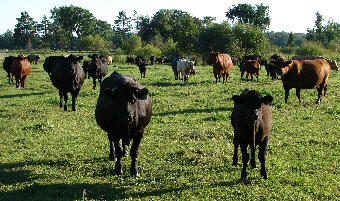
232;95;244;104
135;88;149;100
262;95;273;105
104;87;117;98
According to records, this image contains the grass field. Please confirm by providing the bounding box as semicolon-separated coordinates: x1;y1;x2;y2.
0;53;340;200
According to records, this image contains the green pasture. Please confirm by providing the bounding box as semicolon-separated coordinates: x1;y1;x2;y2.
0;53;339;200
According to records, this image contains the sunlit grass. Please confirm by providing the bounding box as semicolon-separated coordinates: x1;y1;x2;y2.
0;53;339;200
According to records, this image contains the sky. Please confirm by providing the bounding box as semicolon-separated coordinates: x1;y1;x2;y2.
0;0;339;34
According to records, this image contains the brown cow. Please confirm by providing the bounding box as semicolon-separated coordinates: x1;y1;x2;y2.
241;60;260;81
276;58;330;104
292;56;339;71
207;52;234;84
231;89;273;181
10;55;32;88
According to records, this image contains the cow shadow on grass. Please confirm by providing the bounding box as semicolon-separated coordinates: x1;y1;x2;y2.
0;158;200;200
151;80;214;87
153;107;233;117
0;91;49;99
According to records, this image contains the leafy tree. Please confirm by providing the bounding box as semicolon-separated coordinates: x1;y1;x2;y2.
94;19;113;40
0;29;14;49
38;15;53;51
13;11;38;50
225;3;270;31
50;5;96;51
114;11;133;39
135;44;162;60
287;32;295;47
79;35;111;55
121;34;142;56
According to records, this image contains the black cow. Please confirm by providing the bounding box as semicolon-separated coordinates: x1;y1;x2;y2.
135;56;148;78
126;57;134;65
43;55;67;78
149;56;156;65
88;54;109;89
82;60;91;79
171;57;181;80
231;89;273;181
50;55;85;111
240;55;262;69
265;62;278;80
95;71;152;176
3;56;14;83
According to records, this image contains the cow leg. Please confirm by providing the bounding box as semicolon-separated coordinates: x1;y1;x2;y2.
130;133;142;176
108;135;116;161
113;139;124;175
63;92;69;111
71;91;79;111
241;71;244;80
15;76;20;88
284;89;290;103
258;138;269;179
232;135;239;165
250;146;257;168
93;78;97;90
240;144;250;180
58;91;64;108
295;88;302;102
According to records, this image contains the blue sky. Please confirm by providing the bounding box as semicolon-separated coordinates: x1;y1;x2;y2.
0;0;339;34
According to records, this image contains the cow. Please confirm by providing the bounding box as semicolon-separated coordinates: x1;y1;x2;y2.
155;57;165;65
231;56;240;67
3;56;14;83
50;55;85;111
269;54;284;66
95;71;152;176
265;62;278;80
206;52;235;84
276;58;330;104
135;56;148;78
106;55;113;65
292;56;339;71
82;60;91;79
43;55;68;78
10;55;32;88
88;54;109;89
126;57;135;65
149;56;156;65
240;55;262;69
171;57;181;80
28;54;41;64
231;88;273;181
240;60;261;82
177;60;195;81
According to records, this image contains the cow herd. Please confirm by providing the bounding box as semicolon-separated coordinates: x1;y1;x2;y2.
2;52;339;181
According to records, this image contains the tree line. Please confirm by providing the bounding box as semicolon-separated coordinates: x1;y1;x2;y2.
1;3;340;62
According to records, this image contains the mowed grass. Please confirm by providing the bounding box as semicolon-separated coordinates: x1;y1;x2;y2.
0;54;340;200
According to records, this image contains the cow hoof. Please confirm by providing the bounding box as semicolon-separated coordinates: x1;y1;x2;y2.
260;169;268;179
113;169;123;175
130;168;139;177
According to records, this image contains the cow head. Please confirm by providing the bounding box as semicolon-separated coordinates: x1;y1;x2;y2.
233;89;273;127
104;84;149;125
66;55;83;76
207;52;219;65
276;58;293;76
327;59;339;71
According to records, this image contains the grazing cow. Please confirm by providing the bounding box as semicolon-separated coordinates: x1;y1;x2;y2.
276;58;330;104
82;60;91;79
28;54;41;64
50;55;85;111
126;57;135;65
171;57;181;80
292;56;339;71
95;71;152;176
265;62;278;80
10;55;32;88
177;60;195;81
135;56;148;78
206;52;235;84
155;57;165;65
241;60;261;82
149;56;156;65
43;55;68;78
88;54;109;89
3;56;14;83
231;89;273;181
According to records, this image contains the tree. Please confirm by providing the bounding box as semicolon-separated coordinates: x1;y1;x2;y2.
121;34;142;56
287;32;295;47
13;11;38;50
38;15;53;51
79;35;111;55
0;29;14;49
50;5;96;51
225;3;270;31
